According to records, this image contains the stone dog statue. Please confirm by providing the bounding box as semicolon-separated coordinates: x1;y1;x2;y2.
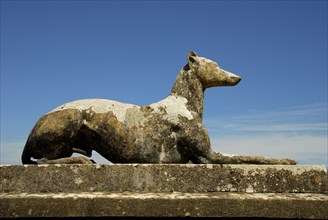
22;52;296;165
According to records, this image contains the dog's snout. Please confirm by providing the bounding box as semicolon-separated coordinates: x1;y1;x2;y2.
233;76;242;84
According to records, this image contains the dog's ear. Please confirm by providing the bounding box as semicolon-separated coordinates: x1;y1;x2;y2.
188;51;197;62
187;51;198;68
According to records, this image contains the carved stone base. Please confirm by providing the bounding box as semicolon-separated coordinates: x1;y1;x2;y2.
1;164;327;218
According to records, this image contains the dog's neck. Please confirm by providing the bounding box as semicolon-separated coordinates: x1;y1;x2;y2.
170;67;204;119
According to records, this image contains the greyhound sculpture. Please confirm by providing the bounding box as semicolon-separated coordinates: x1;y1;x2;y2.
22;52;296;165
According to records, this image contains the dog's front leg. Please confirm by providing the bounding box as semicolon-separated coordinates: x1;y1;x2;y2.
208;151;297;165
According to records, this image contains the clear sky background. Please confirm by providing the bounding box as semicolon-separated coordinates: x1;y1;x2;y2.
1;0;327;165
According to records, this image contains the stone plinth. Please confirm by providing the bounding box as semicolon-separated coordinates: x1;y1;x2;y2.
1;164;327;218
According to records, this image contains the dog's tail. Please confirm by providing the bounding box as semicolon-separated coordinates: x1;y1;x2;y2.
21;140;37;164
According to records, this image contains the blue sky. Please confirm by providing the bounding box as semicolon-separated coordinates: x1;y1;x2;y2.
1;0;327;165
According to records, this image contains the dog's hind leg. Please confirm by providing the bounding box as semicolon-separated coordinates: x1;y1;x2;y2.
72;147;92;157
37;156;95;164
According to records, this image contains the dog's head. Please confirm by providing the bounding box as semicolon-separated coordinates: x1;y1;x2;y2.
187;51;242;88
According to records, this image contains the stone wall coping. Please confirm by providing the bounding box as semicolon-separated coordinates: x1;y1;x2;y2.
1;164;327;218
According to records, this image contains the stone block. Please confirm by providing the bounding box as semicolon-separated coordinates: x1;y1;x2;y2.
1;164;327;194
1;164;327;218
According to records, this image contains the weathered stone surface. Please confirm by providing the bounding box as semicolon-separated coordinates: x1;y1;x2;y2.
1;192;327;218
21;52;295;165
1;164;327;193
0;164;327;218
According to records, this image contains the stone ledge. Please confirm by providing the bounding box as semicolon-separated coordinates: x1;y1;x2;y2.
1;164;327;218
1;192;327;218
1;164;327;193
